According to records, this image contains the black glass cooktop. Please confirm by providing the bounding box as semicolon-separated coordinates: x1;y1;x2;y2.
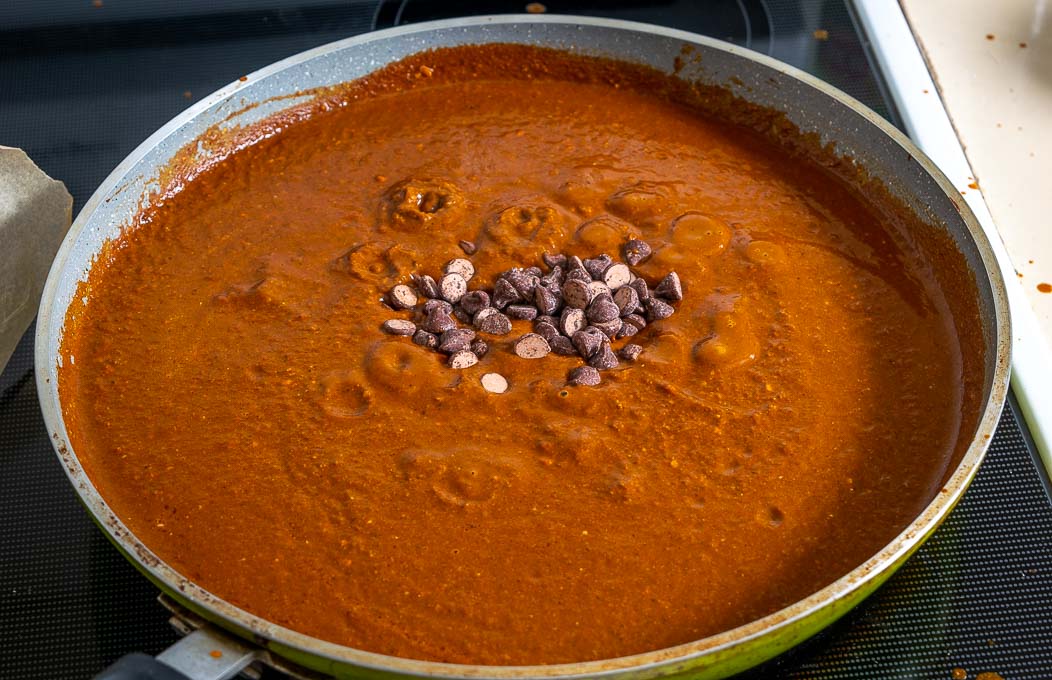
2;2;1050;679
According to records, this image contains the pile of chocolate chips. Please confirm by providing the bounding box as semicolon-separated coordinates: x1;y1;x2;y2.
380;239;682;386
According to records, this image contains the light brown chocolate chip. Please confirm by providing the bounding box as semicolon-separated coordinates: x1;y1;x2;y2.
506;304;539;321
381;319;416;336
613;285;640;316
447;349;479;369
619;343;644;361
602;263;632;290
568;365;601;386
481;372;509;394
412;273;440;299
459;240;478;255
443;258;475;283
474;307;512;335
513;333;551;359
387;284;418;310
439;328;476;353
654;271;683;301
622;239;653;266
560;307;586;337
562;278;592;309
439;272;468;304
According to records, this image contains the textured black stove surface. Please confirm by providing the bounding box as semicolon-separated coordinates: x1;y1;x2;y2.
2;1;1050;678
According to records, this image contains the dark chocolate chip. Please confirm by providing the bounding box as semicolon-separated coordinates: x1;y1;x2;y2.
562;279;593;309
602;263;632;290
568;365;601;386
507;304;539;321
412;329;438;349
534;285;561;316
412;273;440;299
616;320;639;339
439;328;476;353
460;290;491;316
560;307;587;337
525;266;543;278
474;308;512;335
387;284;419;310
543;252;568;270
540;265;565;288
565;267;592;283
549;336;577;356
586;293;620;323
572;327;605;359
534;320;560;343
381;319;416;336
492;277;522;309
471;338;489;358
439;272;468;304
588;340;619;370
613;285;640;316
447;349;478;369
452;307;472;324
622;239;653;266
654;271;683;301
645;297;675;322
619;343;644;361
583;254;613;280
624;313;647;332
592;318;622;339
459;239;478;255
514;333;551;359
422;299;452;315
423;309;457;333
629;278;651;301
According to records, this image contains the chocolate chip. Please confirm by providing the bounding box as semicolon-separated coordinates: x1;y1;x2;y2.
645;297;675;322
542;252;567;270
592;318;622;339
583;254;613;280
623;313;647;332
654;271;683;301
412;273;439;299
443;258;475;283
613;285;640;317
586;293;620;323
534;320;560;343
447;349;478;369
587;280;611;300
526;266;543;278
534;285;561;316
439;272;468;304
588;339;619;370
381;319;416;336
619;343;644;361
439;328;476;353
387;284;418;310
550;336;576;356
514;333;551;359
560;307;586;337
459;239;478;255
492;277;521;309
568;365;601;386
572;327;605;359
536;314;557;327
481;372;508;393
505;269;539;299
540;265;565;288
423;308;457;333
629;278;651;301
507;304;539;321
423;299;452;315
412;329;438;349
471;338;489;358
474;307;512;335
460;290;491;316
562;279;592;309
616;320;639;339
622;239;652;266
602;263;632;290
565;267;591;283
452;307;472;324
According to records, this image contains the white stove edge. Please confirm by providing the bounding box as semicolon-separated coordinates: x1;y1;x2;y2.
853;0;1052;473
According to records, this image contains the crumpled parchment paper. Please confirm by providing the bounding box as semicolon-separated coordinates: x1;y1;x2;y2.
0;147;73;372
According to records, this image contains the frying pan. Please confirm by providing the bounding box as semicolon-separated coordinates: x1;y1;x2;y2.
35;15;1011;680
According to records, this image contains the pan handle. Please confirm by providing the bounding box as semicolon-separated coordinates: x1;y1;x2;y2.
94;626;260;680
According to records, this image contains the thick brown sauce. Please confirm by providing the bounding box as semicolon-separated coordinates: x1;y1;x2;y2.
62;46;972;664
